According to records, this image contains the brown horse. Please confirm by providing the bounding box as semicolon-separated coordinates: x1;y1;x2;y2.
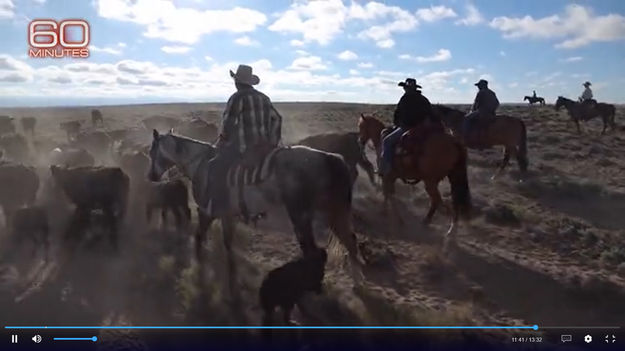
357;114;471;237
555;96;616;135
431;105;528;179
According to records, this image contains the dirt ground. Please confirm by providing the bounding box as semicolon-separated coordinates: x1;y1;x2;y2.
1;102;624;346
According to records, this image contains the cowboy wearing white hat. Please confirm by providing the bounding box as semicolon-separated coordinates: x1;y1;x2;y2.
463;79;499;146
579;81;597;114
206;64;283;217
580;81;593;102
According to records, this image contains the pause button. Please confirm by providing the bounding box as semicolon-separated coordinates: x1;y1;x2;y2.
11;334;18;343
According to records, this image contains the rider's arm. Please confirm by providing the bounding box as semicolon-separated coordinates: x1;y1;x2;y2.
219;94;243;143
471;91;481;112
268;104;283;146
393;95;406;126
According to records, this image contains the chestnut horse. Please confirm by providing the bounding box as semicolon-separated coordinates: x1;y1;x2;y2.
431;105;528;179
357;114;471;237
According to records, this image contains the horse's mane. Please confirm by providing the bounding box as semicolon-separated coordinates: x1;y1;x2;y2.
169;132;215;148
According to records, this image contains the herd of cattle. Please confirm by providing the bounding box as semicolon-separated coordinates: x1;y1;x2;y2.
0;110;220;260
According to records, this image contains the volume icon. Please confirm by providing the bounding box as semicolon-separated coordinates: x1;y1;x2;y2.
32;335;42;343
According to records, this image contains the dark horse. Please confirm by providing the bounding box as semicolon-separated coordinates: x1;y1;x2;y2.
296;132;376;187
555;96;616;135
148;130;364;296
524;96;545;105
357;115;471;238
432;105;528;179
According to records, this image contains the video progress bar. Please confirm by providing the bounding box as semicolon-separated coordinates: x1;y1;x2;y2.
539;326;621;330
53;337;98;342
5;325;540;330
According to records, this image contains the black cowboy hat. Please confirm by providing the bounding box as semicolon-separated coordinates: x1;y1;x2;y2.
398;78;421;89
229;64;260;85
583;81;591;87
474;79;488;87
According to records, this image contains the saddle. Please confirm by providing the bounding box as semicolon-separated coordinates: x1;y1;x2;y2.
389;120;446;184
229;144;277;225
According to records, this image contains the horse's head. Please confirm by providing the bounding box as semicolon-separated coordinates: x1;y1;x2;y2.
523;96;529;101
554;96;565;111
358;113;384;148
148;129;176;182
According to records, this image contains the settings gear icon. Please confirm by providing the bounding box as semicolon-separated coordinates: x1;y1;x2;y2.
584;335;593;343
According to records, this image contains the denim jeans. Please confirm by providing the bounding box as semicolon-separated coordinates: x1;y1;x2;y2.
380;127;406;175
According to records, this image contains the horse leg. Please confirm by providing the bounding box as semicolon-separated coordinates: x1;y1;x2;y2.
383;177;403;226
423;180;442;225
195;207;213;261
104;206;118;250
161;207;168;228
491;147;511;180
575;119;581;134
220;214;239;302
173;206;182;231
601;116;607;135
286;205;317;255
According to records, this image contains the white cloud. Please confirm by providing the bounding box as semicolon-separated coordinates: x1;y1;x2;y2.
288;55;328;71
204;56;213;62
269;0;348;45
560;56;583;63
349;69;359;75
0;0;15;19
455;4;483;26
357;62;374;69
117;42;127;48
499;51;506;57
354;2;418;48
95;0;266;44
295;50;309;56
270;1;417;48
234;36;260;47
490;5;625;48
508;82;519;88
416;5;457;22
400;49;452;63
337;50;358;61
161;45;192;54
90;45;123;55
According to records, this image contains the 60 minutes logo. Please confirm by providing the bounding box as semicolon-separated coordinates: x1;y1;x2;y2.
28;19;90;58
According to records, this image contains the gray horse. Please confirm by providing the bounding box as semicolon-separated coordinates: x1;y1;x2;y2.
147;130;364;295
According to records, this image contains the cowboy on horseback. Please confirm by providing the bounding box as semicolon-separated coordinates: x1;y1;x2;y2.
532;90;537;99
579;81;597;114
463;79;499;145
206;64;282;216
379;78;433;176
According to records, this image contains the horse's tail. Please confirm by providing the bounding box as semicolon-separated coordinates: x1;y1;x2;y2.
448;141;472;220
517;119;529;172
323;152;361;265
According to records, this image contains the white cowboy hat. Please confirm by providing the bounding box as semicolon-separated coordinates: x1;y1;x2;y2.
229;64;260;86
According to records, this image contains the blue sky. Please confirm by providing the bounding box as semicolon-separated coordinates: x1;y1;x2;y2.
0;0;624;106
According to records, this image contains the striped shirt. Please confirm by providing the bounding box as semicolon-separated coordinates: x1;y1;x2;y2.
220;87;282;153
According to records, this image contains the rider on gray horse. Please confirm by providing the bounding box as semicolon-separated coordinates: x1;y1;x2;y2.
463;79;499;144
206;64;283;216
